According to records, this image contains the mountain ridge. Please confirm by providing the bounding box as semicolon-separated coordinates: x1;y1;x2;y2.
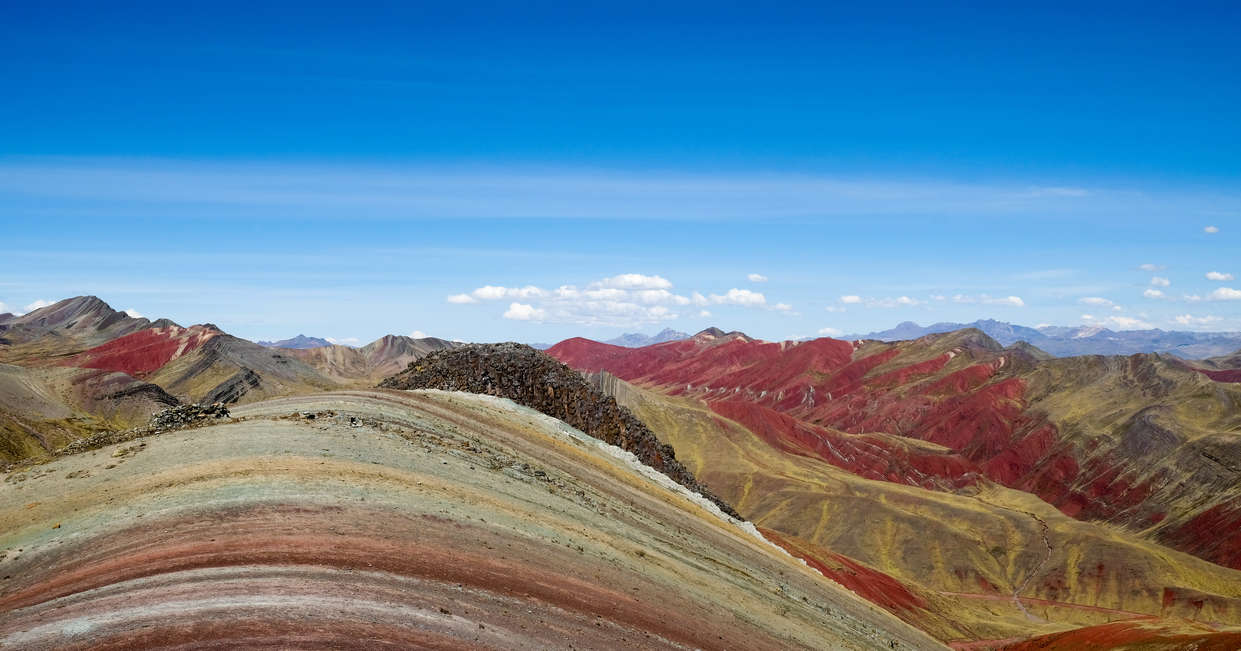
257;334;334;349
842;318;1241;358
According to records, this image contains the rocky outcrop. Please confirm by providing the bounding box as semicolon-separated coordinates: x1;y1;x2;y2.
380;343;739;518
149;402;231;430
102;381;180;407
203;368;261;404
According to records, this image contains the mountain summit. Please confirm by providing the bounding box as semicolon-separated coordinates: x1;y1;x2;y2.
257;334;334;349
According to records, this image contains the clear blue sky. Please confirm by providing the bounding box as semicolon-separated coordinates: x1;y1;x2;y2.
2;2;1239;343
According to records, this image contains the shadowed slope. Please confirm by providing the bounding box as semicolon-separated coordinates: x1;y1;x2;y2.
380;343;738;518
0;390;942;650
145;334;340;404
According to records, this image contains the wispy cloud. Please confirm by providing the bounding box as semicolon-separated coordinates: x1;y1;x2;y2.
1205;225;1220;233
1173;314;1222;327
22;299;54;313
1206;271;1234;281
747;273;768;283
1079;297;1122;311
5;158;1238;221
952;294;1025;307
1083;314;1153;330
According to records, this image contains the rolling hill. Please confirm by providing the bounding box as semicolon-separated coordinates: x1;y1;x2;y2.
0;390;940;650
0;298;454;464
547;328;1241;646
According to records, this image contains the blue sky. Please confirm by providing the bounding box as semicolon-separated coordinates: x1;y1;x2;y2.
2;2;1239;344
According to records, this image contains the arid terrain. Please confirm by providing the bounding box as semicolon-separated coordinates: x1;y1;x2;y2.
4;296;1241;649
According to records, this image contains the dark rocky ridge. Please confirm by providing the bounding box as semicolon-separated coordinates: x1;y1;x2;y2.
379;343;740;519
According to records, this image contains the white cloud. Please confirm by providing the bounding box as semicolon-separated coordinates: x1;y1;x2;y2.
503;302;546;321
1143;289;1165;299
1173;314;1222;327
864;296;924;308
1150;276;1170;287
1183;294;1203;302
747;273;768;283
710;288;767;306
123;308;144;318
469;284;546;301
1086;314;1152;329
1206;271;1234;281
593;274;672;290
1107;315;1153;329
584;287;628;301
448;274;786;326
817;326;842;336
951;294;1024;307
698;310;711;317
834;292;969;309
1210;287;1241;301
23;299;54;313
1205;225;1220;234
409;330;428;338
1138;263;1164;272
634;289;690;305
1079;297;1116;307
325;337;361;346
824;305;846;313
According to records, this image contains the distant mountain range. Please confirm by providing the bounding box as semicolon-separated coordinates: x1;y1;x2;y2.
842;319;1241;358
257;334;334;349
528;327;690;351
604;328;690;348
0;297;461;463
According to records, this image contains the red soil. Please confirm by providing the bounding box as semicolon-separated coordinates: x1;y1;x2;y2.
759;527;928;615
548;337;1043;495
65;325;217;377
713;399;977;489
1159;501;1241;569
2;503;784;651
998;619;1241;650
1200;368;1241;383
547;335;1241;572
